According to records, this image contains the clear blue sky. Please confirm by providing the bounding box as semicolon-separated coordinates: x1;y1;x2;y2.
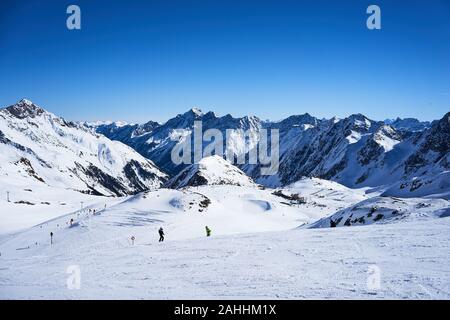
0;0;449;123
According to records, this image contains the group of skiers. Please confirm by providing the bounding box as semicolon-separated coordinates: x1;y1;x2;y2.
157;225;211;242
49;226;212;245
48;205;212;246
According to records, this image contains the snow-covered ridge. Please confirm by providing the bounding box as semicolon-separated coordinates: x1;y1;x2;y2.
0;99;167;197
308;196;450;228
166;155;255;188
385;117;431;132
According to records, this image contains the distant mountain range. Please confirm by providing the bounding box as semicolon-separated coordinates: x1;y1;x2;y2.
86;106;449;198
1;99;448;199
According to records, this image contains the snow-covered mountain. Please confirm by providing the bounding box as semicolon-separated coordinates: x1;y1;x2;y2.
166;155;255;189
90;108;264;176
0;99;167;197
276;112;449;196
90;109;321;182
380;112;450;199
385;117;431;132
92;109;449;199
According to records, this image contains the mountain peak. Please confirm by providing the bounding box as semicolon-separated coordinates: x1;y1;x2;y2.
19;98;33;106
348;113;369;121
5;99;47;119
176;107;204;120
346;113;373;129
189;107;203;116
436;111;450;132
385;117;431;132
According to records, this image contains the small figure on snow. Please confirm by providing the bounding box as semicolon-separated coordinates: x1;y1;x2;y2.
205;226;211;237
131;235;135;245
50;232;54;244
158;227;165;242
70;218;74;226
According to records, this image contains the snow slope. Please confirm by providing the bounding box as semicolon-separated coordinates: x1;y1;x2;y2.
0;174;366;236
309;196;450;228
166;156;255;189
1;210;449;299
0;183;122;235
382;171;450;200
0;177;449;299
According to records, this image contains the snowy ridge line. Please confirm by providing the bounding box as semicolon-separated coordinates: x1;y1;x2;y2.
0;99;168;200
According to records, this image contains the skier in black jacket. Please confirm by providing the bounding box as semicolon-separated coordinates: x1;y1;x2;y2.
158;227;165;242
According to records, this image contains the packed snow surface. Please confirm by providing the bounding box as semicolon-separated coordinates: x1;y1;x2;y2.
1;214;449;299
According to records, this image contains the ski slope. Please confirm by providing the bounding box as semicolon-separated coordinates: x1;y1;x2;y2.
0;180;449;299
1;215;449;299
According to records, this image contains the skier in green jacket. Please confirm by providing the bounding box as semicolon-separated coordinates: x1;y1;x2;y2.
205;226;211;237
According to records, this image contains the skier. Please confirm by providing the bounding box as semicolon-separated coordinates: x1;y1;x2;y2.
131;235;135;245
205;226;211;237
158;227;165;242
70;218;74;226
50;232;53;244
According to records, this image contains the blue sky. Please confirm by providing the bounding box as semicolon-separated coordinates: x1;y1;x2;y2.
0;0;449;123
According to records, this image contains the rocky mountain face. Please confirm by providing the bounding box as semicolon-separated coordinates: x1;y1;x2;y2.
276;112;449;198
0;99;167;196
91;108;449;197
385;117;431;132
381;112;450;198
91;108;263;176
276;114;401;186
